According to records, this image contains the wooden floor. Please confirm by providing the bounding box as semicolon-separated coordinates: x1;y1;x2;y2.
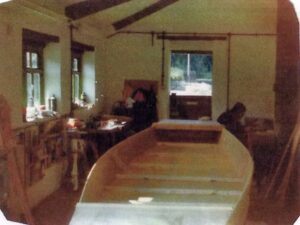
32;180;83;225
30;175;300;225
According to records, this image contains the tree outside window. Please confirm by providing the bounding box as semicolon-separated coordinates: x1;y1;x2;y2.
170;51;213;96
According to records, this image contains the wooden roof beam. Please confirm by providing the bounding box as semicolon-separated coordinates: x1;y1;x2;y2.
157;35;227;41
65;0;131;20
113;0;179;30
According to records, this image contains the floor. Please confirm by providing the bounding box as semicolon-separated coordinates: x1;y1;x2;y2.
246;184;300;225
32;180;83;225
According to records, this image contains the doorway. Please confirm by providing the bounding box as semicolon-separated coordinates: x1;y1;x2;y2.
169;51;213;119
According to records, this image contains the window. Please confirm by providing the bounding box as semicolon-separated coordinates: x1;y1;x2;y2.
23;29;59;122
72;53;82;105
23;44;44;121
71;41;95;108
170;51;213;96
24;48;43;108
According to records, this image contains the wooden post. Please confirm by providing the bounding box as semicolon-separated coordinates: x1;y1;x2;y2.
161;31;166;89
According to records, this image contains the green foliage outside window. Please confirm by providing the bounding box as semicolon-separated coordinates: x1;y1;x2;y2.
170;52;213;96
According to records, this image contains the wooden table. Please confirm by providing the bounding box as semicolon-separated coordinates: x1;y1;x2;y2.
67;118;131;190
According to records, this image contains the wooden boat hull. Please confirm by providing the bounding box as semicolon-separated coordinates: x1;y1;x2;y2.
70;120;253;225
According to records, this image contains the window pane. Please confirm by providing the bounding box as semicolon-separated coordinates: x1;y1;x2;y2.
170;52;212;96
72;74;75;101
74;74;80;100
190;54;212;81
72;73;80;103
26;52;31;68
73;58;78;72
33;73;40;106
31;52;38;69
26;73;33;107
171;53;187;79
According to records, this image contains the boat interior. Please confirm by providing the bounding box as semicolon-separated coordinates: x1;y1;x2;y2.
71;121;253;225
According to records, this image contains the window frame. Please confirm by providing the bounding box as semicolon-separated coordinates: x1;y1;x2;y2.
22;28;59;122
71;51;83;106
23;43;45;108
170;50;213;96
70;41;95;109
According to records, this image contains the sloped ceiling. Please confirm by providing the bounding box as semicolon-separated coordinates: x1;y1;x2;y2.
23;0;277;34
24;0;171;30
26;0;83;14
76;0;165;30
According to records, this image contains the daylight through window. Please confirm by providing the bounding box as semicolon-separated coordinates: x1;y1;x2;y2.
72;55;81;105
170;51;213;96
25;50;42;107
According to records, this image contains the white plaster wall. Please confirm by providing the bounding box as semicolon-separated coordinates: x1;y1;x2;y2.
71;23;106;119
73;51;99;121
230;36;277;119
101;34;276;120
82;52;95;105
100;0;277;120
0;3;70;127
59;29;72;115
0;6;23;128
44;43;61;110
0;2;104;210
101;35;162;116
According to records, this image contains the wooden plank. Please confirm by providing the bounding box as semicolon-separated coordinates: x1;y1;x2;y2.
155;129;221;143
134;151;226;163
105;185;241;196
112;177;243;192
65;0;131;20
113;0;179;30
122;144;239;177
116;173;243;183
157;35;227;41
100;186;239;205
126;164;238;178
23;28;59;45
0;95;36;225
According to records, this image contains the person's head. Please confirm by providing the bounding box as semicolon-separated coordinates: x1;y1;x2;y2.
231;102;246;119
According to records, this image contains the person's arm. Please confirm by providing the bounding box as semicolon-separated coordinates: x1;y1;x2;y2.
217;112;230;124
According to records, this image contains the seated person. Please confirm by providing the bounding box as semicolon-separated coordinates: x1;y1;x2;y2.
112;86;158;132
217;102;246;140
131;87;158;132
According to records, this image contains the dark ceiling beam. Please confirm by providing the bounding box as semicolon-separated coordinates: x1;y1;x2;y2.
113;0;179;30
65;0;131;20
23;28;59;46
157;35;227;41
